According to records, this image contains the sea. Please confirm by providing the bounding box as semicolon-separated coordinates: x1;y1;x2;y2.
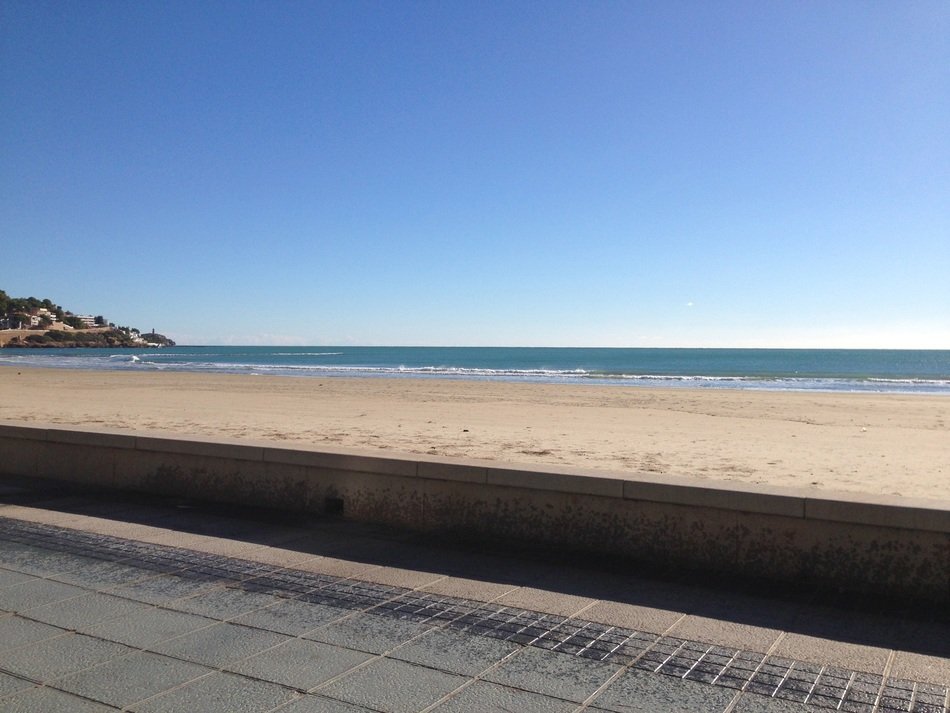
1;346;949;394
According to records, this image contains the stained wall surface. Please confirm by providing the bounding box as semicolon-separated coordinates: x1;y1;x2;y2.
1;422;947;604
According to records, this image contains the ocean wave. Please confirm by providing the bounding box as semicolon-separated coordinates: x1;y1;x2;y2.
3;350;948;394
866;377;950;386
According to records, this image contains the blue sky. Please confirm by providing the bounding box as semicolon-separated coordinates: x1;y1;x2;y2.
2;1;948;347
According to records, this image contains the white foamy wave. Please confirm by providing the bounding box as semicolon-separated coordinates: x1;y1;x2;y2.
867;377;950;386
3;348;948;394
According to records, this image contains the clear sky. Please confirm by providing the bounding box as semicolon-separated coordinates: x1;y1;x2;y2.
2;1;948;348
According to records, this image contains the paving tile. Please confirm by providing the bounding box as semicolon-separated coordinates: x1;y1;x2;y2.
668;615;783;652
27;591;153;630
0;685;120;712
582;600;686;634
420;575;519;602
357;565;445;589
226;638;372;690
890;651;950;687
429;680;577;712
168;585;285;620
389;626;521;676
271;694;376;712
110;573;224;605
493;586;597;618
732;692;809;711
0;671;35;698
591;668;735;712
772;633;890;673
1;632;135;681
82;606;217;648
484;645;622;703
142;534;268;560
128;671;298;713
0;613;66;651
230;598;348;636
0;568;32;588
306;611;434;654
50;559;157;589
317;657;467;713
289;555;381;580
0;542;93;577
0;577;88;612
54;651;214;708
149;621;290;667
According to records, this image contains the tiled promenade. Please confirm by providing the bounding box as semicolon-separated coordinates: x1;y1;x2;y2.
0;477;947;713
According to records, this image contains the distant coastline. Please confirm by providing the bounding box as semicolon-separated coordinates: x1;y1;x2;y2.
0;328;175;349
0;289;174;349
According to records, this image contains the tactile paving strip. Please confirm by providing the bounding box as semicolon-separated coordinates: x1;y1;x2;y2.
0;516;946;713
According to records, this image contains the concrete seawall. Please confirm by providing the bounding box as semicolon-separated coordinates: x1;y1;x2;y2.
1;421;947;604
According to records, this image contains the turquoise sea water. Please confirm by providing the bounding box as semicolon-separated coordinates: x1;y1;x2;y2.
1;346;949;394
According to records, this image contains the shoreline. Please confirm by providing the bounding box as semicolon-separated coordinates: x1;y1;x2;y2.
1;366;948;500
1;345;948;395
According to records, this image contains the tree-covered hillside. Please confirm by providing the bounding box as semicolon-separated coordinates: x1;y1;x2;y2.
0;289;174;348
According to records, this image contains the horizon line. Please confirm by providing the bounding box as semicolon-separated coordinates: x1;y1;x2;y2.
172;344;950;351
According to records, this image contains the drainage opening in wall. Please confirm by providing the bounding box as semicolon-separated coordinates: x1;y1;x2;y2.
325;496;344;515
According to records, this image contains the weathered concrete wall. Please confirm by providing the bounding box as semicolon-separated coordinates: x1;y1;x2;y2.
1;421;947;603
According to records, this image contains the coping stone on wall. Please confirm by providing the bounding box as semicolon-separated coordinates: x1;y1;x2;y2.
263;446;417;477
46;427;136;450
0;422;49;441
804;495;950;533
134;435;265;462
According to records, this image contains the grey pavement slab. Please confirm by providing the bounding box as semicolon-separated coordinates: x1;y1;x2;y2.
26;591;154;630
109;572;225;604
0;568;32;588
225;637;372;690
128;671;298;713
49;559;157;589
168;584;286;620
0;685;121;712
230;598;349;636
0;542;96;577
148;621;290;667
306;611;435;654
273;695;376;712
483;645;622;703
0;631;135;681
81;606;217;648
0;671;35;698
54;651;214;708
591;668;736;712
0;576;88;612
430;680;577;712
733;692;818;712
388;626;521;676
0;613;66;651
317;657;467;713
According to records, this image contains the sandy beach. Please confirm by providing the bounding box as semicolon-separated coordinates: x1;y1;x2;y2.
1;366;948;501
